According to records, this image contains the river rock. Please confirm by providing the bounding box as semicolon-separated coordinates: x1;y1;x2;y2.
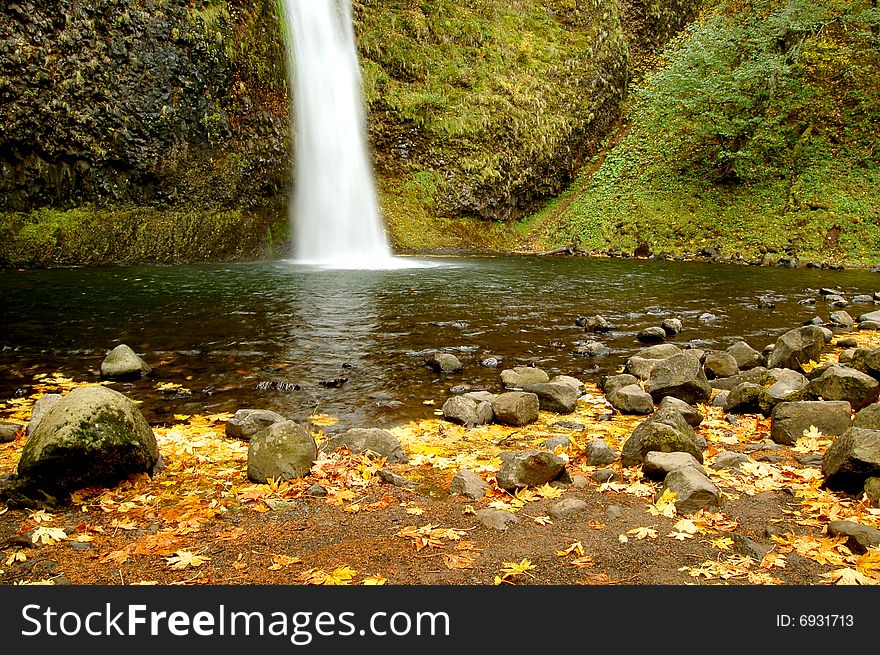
853;295;875;304
822;427;880;493
764;368;810;405
766;326;827;372
808;365;879;410
770;401;853;445
637;327;667;344
0;423;20;442
704;351;739;379
853;404;880;430
658;468;721;514
475;508;519;531
711;451;751;471
644;352;712;404
501;366;549;389
247;421;317;483
827;520;880;554
492;392;540;426
711;367;771;391
662;318;683;336
621;406;704;468
449;469;489;500
378;469;417;487
592;469;616;483
830;311;855;328
836;337;859;348
861;321;880;331
549;498;589;520
496;450;567;491
463;391;498;404
726;341;764;370
523;382;578;414
637;344;683;360
575;341;611;358
551;375;586;395
323;428;408;464
586;439;619;467
225;409;285;440
658;396;704;427
442;396;493;427
865;477;880;507
827;295;849;308
607;384;654;415
426;352;463;373
541;435;571;451
624;357;662;381
859;310;880;324
642;451;704;481
580;315;612;333
100;344;152;380
601;373;640;397
17;386;161;493
26;393;62;436
725;383;772;416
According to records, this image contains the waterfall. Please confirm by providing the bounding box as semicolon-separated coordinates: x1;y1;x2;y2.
282;0;393;268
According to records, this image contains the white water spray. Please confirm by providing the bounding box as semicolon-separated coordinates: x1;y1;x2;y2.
282;0;395;268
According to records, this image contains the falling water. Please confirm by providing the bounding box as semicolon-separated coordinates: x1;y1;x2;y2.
282;0;393;268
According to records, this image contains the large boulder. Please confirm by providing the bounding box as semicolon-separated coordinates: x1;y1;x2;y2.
661;318;683;336
442;396;493;427
764;368;810;405
225;409;286;441
726;341;764;370
607;384;654;415
621;407;705;468
724;383;769;415
496;450;567;491
822;427;880;494
703;352;739;379
808;365;880;411
642;451;704;481
637;344;683;360
658;396;704;427
766;326;827;372
551;375;586;396
770;401;853;445
624;356;662;381
17;386;161;493
601;374;640;397
323;428;408;463
492;392;540;426
853;404;880;430
658;468;721;514
501;366;549;389
247;421;317;483
644;352;712;404
522;382;578;414
830;311;854;329
100;344;151;380
26;393;62;436
827;521;880;554
711;367;771;391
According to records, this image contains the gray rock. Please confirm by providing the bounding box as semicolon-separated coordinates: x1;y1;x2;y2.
712;391;729;408
854;404;880;430
796;453;824;467
575;341;611;358
426;352;463;373
862;349;880;379
658;396;704;427
770;401;853;445
637;327;667;344
727;341;764;370
853;295;875;304
501;366;549;389
645;352;712;404
553;420;585;432
642;451;704;481
606;505;624;521
323;428;409;464
586;439;619;467
551;375;586;395
808;365;880;410
601;374;640;397
378;469;418;487
686;347;706;362
637;344;682;360
711;367;771;391
860;321;880;331
830;310;854;329
624;356;662;381
621;406;705;468
662;318;683;336
549;498;589;520
864;477;880;507
608;384;654;415
711;451;751;471
482;357;500;368
306;483;327;497
100;344;151;380
492;392;541;426
658;468;721;514
463;391;498;404
226;409;286;441
858;309;880;324
496;450;567;491
540;435;571;451
725;383;771;416
247;421;317;483
0;422;19;442
475;508;520;531
827;520;880;554
836;337;859;348
449;469;489;500
580;315;612;333
591;469;616;483
26;393;62;436
766;326;827;372
839;348;859;365
442;396;493;427
523;382;578;414
732;535;771;560
17;386;161;493
764;368;810;406
704;352;740;379
572;475;590;488
822;427;880;493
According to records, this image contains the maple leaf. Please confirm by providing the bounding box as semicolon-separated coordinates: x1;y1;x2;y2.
673;518;700;535
821;568;878;585
5;551;27;565
534;483;564;499
102;547;135;565
268;555;303;570
628;527;659;540
323;566;358;585
31;526;67;545
668;531;694;541
443;552;476;570
362;575;388;585
802;425;823;440
649;489;678;518
708;537;734;551
29;510;54;524
761;552;786;569
165;550;211;570
405;507;425;516
494;559;536;585
556;541;585;558
532;515;553;526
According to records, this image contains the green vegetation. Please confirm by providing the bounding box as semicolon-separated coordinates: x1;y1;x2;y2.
544;0;880;265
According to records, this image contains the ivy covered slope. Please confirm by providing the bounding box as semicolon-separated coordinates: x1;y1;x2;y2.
544;0;880;266
0;0;291;266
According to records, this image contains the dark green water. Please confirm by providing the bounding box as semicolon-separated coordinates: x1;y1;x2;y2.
1;256;877;430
